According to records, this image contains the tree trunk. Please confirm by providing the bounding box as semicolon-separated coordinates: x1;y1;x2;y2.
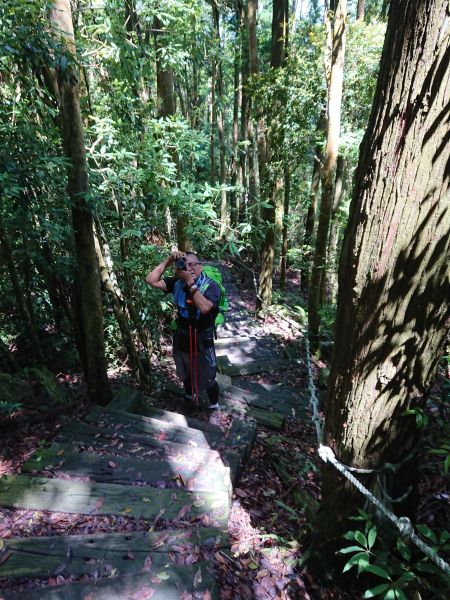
240;0;249;222
209;67;216;186
114;197;153;359
94;230;149;385
154;16;175;118
279;168;290;290
301;144;323;293
356;0;365;20
211;3;227;239
50;0;110;405
247;0;266;187
257;0;289;312
154;14;190;250
314;0;450;562
327;155;347;302
230;0;243;229
308;0;347;350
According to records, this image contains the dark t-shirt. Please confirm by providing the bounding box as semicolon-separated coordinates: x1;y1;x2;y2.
164;275;220;330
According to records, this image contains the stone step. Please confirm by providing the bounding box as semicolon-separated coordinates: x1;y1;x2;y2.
21;447;231;494
5;561;218;599
0;475;229;525
0;527;228;580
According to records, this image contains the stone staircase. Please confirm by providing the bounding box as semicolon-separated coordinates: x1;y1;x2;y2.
0;263;307;598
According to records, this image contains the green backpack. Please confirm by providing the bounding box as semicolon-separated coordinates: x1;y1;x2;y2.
200;266;229;328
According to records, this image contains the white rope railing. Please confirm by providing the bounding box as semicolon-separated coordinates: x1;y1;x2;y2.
304;336;450;578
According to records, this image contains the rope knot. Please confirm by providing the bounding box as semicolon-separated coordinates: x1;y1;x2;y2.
397;516;414;537
318;444;335;463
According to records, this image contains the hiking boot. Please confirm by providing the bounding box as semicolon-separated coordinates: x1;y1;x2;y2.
208;406;221;427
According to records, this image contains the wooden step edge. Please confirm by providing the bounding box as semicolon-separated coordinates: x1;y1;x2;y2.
5;561;218;599
136;405;224;435
54;424;226;463
21;448;233;495
86;406;226;443
1;529;229;580
0;475;231;524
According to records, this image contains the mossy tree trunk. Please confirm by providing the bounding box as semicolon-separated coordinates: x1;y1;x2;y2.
50;0;110;405
313;0;450;562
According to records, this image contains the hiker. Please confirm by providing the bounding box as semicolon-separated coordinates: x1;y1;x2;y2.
145;251;221;424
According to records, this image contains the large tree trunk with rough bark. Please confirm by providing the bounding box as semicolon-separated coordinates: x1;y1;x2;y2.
50;0;110;405
308;0;347;349
313;0;450;562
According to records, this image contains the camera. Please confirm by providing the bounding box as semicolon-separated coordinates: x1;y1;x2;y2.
175;256;187;270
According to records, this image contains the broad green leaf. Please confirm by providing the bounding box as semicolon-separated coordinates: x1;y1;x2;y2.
355;530;368;547
364;564;391;579
367;526;377;549
343;551;368;573
337;545;365;554
396;538;411;561
363;583;390;598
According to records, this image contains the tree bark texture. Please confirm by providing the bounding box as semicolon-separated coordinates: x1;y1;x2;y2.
356;0;365;20
301;145;323;293
279;168;290;290
211;3;228;239
154;16;175;118
230;0;243;228
327;155;347;302
316;0;450;558
94;230;149;384
308;0;347;348
247;0;267;186
50;0;110;405
257;0;289;311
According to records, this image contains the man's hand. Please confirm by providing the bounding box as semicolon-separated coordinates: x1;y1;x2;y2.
170;250;185;264
176;268;195;287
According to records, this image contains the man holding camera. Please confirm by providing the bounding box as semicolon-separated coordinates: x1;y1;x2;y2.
145;251;221;425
